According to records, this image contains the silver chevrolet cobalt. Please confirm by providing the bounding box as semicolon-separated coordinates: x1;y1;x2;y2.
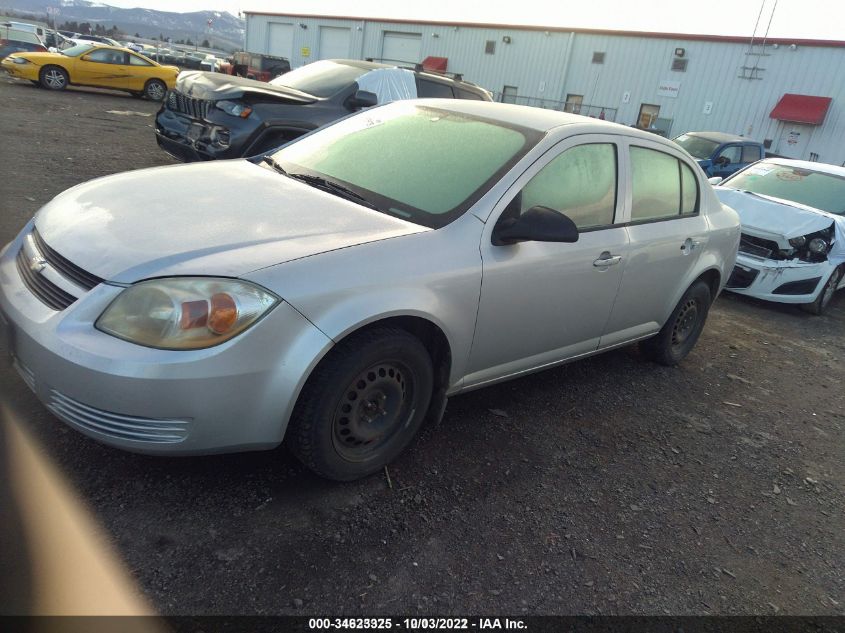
0;101;740;480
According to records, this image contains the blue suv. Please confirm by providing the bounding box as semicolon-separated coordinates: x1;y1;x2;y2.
673;131;765;178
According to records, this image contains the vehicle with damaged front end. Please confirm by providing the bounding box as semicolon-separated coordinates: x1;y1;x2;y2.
714;159;845;315
154;58;492;162
0;101;739;481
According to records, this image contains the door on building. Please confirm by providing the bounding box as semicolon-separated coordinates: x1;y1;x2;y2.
776;123;814;160
381;31;422;64
267;22;293;59
637;103;660;129
318;26;351;60
501;85;518;104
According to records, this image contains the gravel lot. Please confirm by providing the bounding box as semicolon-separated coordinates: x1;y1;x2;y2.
0;76;843;616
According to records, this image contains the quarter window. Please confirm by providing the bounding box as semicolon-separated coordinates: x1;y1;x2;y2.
128;53;152;66
514;143;617;230
416;78;454;98
630;146;699;221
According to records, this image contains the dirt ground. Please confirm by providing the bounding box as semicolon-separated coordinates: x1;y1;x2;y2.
0;76;843;617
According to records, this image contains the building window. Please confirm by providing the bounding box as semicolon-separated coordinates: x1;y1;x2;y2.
501;86;518;104
592;51;605;64
671;58;688;72
564;94;583;114
637;103;660;129
485;40;496;54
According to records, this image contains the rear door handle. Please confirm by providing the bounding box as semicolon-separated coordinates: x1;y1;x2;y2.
593;252;622;268
681;237;704;253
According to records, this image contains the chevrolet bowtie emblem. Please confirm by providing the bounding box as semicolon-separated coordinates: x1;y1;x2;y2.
29;255;47;274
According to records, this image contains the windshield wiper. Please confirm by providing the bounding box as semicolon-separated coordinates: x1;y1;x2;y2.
287;172;382;211
261;155;288;176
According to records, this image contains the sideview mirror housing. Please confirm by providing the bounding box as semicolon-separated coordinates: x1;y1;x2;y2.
492;205;579;246
708;176;724;186
348;89;378;110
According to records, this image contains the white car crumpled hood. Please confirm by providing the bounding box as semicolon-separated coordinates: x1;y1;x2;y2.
34;160;427;283
716;187;845;266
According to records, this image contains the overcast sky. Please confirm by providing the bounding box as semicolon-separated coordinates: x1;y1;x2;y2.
100;0;844;41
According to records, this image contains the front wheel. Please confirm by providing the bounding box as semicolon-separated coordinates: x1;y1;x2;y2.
288;328;434;481
640;280;712;366
143;79;166;101
802;265;843;316
40;66;68;91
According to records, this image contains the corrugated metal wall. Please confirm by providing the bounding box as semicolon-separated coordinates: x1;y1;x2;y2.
245;13;845;165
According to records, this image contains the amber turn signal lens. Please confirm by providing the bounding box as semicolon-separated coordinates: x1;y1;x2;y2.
179;299;208;330
208;292;238;335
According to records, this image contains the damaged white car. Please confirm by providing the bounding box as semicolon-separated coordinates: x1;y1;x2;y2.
714;159;845;315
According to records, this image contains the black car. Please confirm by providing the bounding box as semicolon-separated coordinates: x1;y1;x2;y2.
154;58;492;162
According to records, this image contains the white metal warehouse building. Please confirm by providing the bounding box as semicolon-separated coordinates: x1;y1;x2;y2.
243;12;845;165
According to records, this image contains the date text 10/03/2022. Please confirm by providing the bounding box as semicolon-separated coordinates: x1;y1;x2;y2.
308;618;528;630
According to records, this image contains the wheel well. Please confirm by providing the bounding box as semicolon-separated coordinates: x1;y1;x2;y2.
336;316;452;421
696;269;721;303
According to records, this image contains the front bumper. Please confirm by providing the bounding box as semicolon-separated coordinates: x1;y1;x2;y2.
155;105;254;162
0;228;333;455
0;60;39;81
725;252;834;304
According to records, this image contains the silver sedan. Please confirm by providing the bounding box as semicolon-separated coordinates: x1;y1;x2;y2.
0;100;740;480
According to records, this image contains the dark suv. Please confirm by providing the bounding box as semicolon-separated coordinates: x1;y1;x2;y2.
155;58;492;162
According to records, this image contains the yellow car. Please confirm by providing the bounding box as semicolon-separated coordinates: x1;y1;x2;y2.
1;42;179;100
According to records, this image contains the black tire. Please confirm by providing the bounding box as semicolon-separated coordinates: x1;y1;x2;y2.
801;265;843;316
640;280;712;366
143;79;167;101
39;66;68;91
129;91;144;99
288;327;434;481
30;80;41;87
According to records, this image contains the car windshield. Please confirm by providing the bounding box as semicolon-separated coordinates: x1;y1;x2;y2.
673;134;720;160
61;43;94;57
722;162;845;215
270;103;542;228
270;60;369;97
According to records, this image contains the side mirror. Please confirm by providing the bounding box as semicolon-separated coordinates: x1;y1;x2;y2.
714;155;730;166
48;46;58;53
492;205;579;246
708;176;724;186
348;89;378;110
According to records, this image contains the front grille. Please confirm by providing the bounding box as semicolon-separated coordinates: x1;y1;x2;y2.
167;90;210;119
16;247;77;310
739;233;779;259
726;265;760;289
47;389;191;444
32;228;103;290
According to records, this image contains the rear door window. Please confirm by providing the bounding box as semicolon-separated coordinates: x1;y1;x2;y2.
416;78;455;98
630;146;699;221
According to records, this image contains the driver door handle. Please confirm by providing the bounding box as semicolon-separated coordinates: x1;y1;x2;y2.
593;252;622;268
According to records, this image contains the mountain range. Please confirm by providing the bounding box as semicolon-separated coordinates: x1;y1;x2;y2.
0;0;245;50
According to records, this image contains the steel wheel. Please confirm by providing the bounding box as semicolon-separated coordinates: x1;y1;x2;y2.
288;327;434;481
331;361;414;462
40;67;68;90
640;280;711;366
670;298;699;349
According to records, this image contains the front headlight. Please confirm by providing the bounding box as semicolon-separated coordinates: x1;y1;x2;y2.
10;57;31;65
808;237;828;254
96;278;279;350
216;99;253;118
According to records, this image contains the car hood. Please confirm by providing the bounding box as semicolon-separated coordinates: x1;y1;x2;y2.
175;70;317;103
34;161;428;284
714;188;838;238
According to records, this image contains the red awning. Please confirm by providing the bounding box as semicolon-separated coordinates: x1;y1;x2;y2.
769;94;832;125
421;56;448;72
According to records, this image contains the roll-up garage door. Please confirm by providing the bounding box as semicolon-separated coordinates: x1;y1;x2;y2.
319;26;351;60
267;22;293;58
381;31;422;65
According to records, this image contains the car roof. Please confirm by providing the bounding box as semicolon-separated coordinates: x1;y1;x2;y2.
762;157;845;178
683;131;752;144
324;58;485;91
407;99;674;139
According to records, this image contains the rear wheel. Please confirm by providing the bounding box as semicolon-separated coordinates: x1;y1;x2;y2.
39;66;68;91
288;328;434;481
143;79;166;101
802;265;843;316
640;280;712;366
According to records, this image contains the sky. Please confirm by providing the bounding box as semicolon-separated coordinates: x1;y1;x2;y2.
97;0;845;41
